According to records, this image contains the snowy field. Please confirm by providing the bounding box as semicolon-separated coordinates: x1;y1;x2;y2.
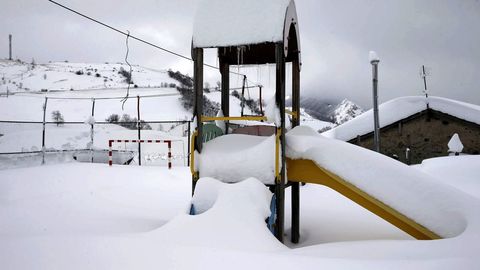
1;59;478;269
0;151;478;269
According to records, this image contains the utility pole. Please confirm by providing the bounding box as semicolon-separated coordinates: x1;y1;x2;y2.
370;51;381;153
9;34;12;60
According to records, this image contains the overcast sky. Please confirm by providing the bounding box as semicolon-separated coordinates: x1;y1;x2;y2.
1;0;479;108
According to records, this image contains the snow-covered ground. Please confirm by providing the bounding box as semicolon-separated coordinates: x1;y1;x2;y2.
415;155;480;199
1;138;479;269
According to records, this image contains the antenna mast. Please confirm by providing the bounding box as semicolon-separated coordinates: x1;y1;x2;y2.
420;65;430;109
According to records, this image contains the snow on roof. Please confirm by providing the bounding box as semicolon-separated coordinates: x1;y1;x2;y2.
323;96;480;141
193;0;293;48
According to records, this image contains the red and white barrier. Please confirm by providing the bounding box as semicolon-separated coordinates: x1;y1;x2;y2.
108;139;172;169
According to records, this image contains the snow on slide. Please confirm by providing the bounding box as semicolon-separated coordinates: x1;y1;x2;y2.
286;126;480;239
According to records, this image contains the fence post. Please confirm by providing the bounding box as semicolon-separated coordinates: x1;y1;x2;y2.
137;95;141;166
41;97;48;165
90;98;95;163
187;120;191;166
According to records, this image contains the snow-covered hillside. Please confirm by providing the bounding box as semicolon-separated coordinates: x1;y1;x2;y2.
290;96;364;126
0;59;178;93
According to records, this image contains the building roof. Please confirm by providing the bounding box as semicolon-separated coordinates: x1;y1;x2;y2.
323;96;480;141
192;0;298;50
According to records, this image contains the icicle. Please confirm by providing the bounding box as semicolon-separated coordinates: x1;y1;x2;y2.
237;47;240;76
268;64;271;87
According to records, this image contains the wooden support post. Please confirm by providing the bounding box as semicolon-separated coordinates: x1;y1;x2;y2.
220;59;230;133
291;57;301;244
275;43;286;243
90;98;95;163
187;121;191;166
292;58;300;127
259;85;264;116
137;96;141;166
192;48;204;195
41;97;48;165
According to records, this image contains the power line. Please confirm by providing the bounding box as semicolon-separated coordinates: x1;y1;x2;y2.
47;0;257;82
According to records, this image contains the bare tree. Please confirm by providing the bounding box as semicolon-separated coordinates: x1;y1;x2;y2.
51;110;65;126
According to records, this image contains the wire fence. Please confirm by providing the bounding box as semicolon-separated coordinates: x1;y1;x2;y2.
0;94;192;168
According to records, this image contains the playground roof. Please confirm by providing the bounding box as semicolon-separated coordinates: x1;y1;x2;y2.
323;96;480;141
192;0;300;59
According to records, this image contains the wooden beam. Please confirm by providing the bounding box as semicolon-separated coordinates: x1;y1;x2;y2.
201;116;267;122
220;59;230;133
291;57;301;244
192;48;203;194
292;58;301;127
274;42;286;243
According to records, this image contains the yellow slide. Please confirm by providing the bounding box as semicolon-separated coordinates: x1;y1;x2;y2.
286;158;441;240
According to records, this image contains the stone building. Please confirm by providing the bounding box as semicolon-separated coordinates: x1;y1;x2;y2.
323;96;480;164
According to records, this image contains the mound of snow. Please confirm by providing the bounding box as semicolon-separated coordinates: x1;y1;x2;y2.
198;134;277;184
159;177;282;251
447;133;464;153
415;155;480;199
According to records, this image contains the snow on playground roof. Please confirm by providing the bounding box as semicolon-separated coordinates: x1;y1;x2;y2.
193;0;294;48
323;96;480;141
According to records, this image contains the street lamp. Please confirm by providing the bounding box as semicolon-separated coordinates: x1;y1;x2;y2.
369;51;380;153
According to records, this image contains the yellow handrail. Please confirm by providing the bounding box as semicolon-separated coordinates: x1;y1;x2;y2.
285;109;298;118
190;130;198;178
201;116;267;122
275;128;281;182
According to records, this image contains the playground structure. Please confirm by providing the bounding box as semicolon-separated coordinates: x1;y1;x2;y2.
191;0;301;242
190;0;441;243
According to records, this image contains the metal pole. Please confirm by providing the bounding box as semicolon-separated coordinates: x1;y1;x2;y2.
371;58;380;153
9;34;12;61
90;98;95;163
41;97;48;164
137;95;141;166
187;121;191;166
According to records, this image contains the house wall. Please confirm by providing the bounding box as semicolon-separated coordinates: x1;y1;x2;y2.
350;111;480;164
